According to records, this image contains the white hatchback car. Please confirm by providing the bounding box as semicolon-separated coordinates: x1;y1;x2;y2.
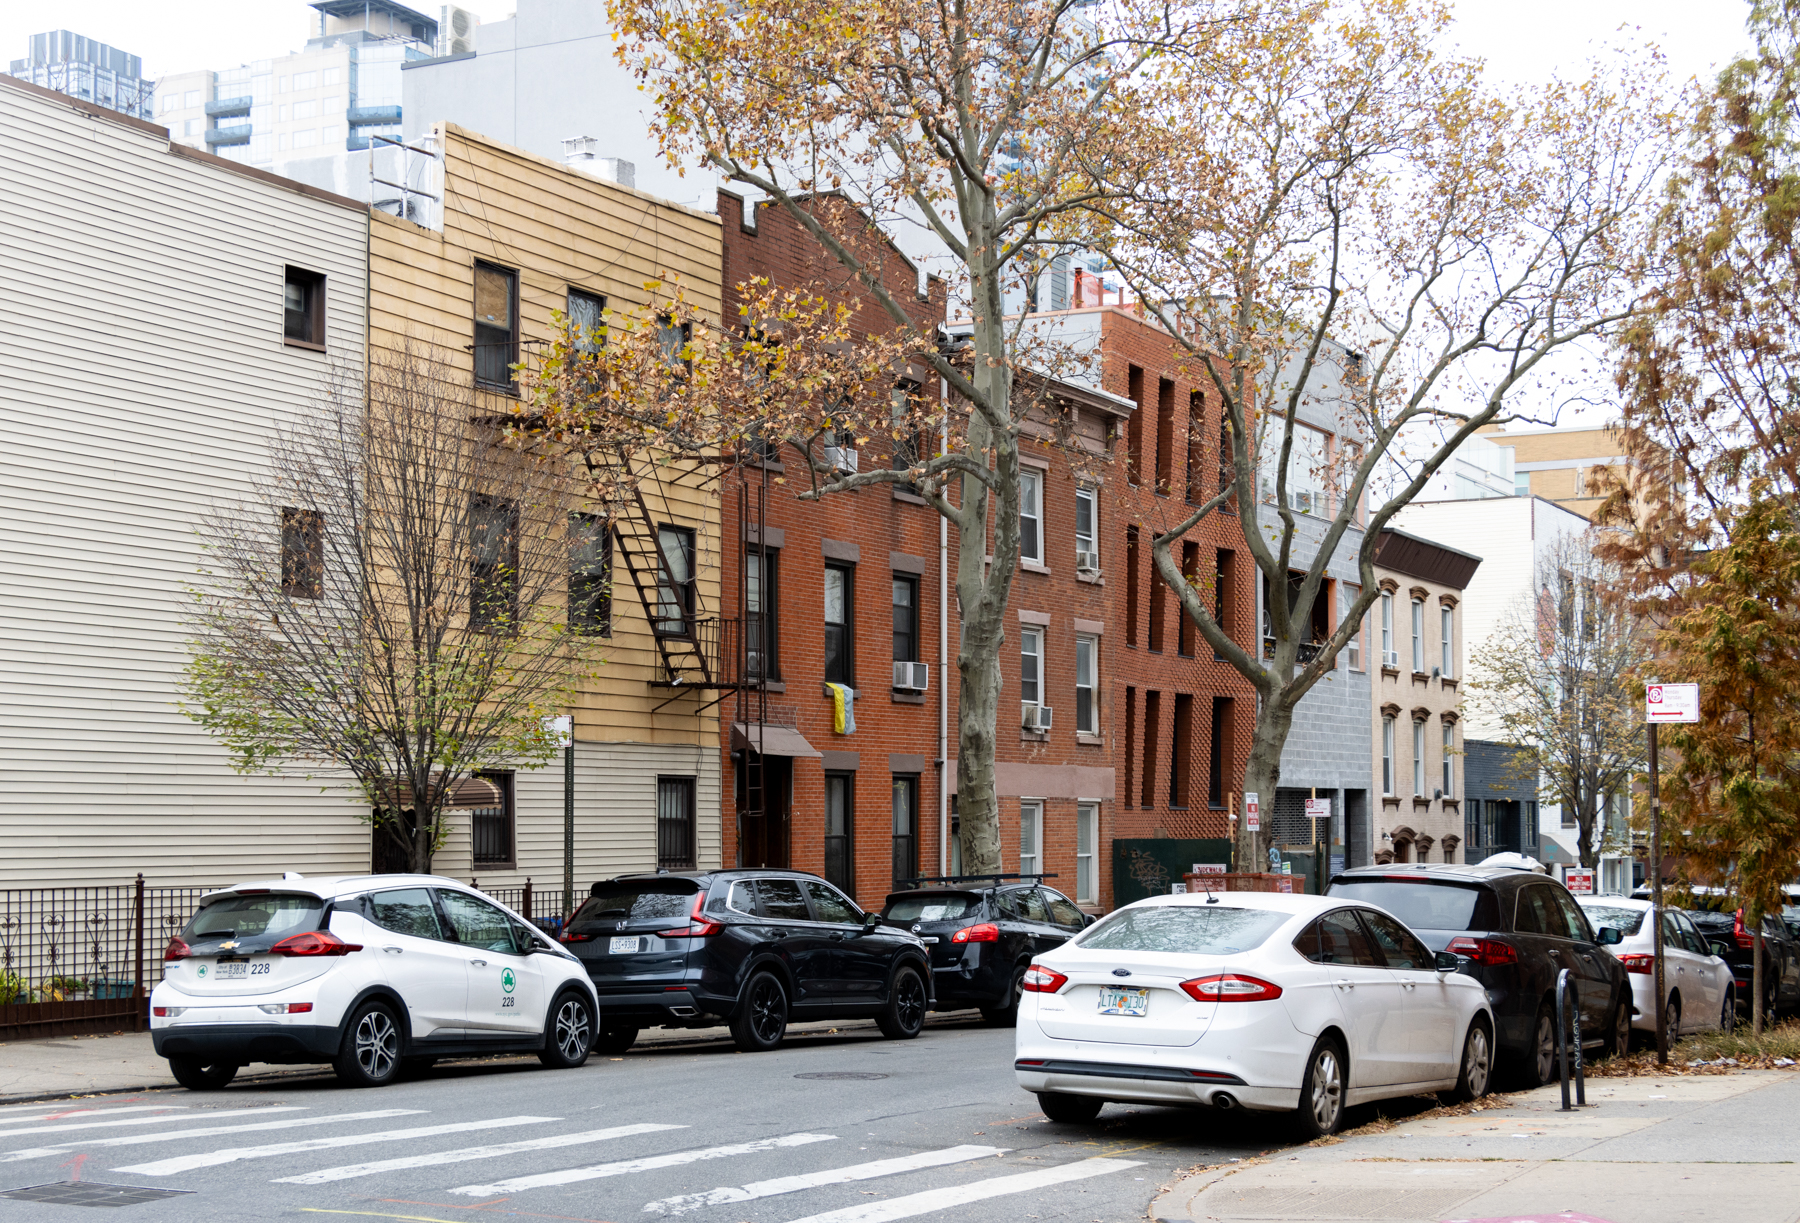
1578;896;1735;1039
1014;892;1495;1137
151;874;598;1090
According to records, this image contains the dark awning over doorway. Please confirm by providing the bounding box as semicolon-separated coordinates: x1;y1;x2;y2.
731;722;822;758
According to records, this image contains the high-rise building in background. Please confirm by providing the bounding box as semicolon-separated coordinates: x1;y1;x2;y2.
7;30;154;120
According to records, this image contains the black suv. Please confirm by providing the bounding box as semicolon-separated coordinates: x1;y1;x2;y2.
1681;903;1800;1023
561;870;932;1054
880;877;1092;1026
1329;865;1630;1085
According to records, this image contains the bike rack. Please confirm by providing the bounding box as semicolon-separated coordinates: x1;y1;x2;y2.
1555;967;1587;1110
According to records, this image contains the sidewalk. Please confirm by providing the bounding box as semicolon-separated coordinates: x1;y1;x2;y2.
1151;1068;1800;1223
0;1013;974;1104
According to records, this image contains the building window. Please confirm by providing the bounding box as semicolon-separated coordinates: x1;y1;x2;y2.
570;513;611;636
1140;691;1161;807
1124;686;1137;807
892;775;918;888
283;266;325;347
1148;555;1166;651
1257;422;1328;514
1186;392;1206;504
1171;693;1194;808
1076;803;1098;902
1214;550;1231;657
1074;486;1096;568
1411;597;1425;672
892;574;918;664
1127;365;1145;484
473;262;519;389
1440;605;1453;677
654;525;695;636
1515;472;1531;497
567;288;605;354
889;382;926;475
1019;468;1043;564
1217;420;1234;499
1019;800;1043;877
1380;591;1394;666
657;315;692;370
1412;719;1426;795
1178;542;1198;656
825;563;854;684
1020;627;1043;708
1344;583;1362;670
1208;697;1228;807
280;507;323;598
470;770;515;867
1382;715;1395;795
1154;377;1176;493
1442;722;1454;797
824;772;854;891
470;496;519;633
656;776;697;870
1125;527;1140;647
1075;634;1097;734
747;549;778;679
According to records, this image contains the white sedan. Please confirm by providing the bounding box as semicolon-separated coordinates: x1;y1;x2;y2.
1577;896;1735;1038
1014;892;1495;1136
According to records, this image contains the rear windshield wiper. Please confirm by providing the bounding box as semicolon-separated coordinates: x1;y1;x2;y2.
193;930;236;941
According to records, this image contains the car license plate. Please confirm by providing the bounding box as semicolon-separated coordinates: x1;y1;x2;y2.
217;962;248;979
1098;986;1149;1016
608;936;641;955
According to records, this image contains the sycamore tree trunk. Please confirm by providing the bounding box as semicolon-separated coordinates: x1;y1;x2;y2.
1239;695;1295;872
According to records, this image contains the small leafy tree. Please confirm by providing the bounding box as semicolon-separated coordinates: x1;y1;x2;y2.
182;342;584;871
1466;534;1650;869
1654;490;1800;1034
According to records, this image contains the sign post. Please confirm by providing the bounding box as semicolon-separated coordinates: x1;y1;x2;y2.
1645;682;1699;1065
1306;793;1331;895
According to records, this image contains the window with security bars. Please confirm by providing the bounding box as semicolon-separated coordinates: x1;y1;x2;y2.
656;776;697;870
470;771;515;867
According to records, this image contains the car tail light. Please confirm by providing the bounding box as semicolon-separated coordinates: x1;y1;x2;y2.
1734;910;1755;949
152;1006;185;1018
1618;953;1656;975
257;1002;315;1014
560;932;594;943
270;930;361;957
658;892;723;938
952;922;1000;944
164;938;192;962
1180;973;1283;1002
1021;965;1068;993
1446;936;1518;966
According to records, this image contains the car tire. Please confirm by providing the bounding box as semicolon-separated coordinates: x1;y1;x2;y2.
982;965;1027;1028
595;1026;640;1055
538;990;595;1069
333;999;403;1088
1605;995;1631;1059
730;972;788;1053
1662;994;1681;1044
168;1057;238;1091
1521;1002;1558;1088
876;965;928;1040
1443;1019;1493;1104
1720;987;1737;1032
1037;1091;1104;1124
1293;1034;1346;1139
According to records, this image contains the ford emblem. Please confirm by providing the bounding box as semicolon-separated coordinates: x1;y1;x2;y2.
1112;968;1131;978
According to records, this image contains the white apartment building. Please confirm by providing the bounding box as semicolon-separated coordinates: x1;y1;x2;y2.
0;73;373;887
7;30;154;120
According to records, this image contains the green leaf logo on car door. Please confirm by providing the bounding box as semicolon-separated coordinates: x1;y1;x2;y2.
501;968;516;994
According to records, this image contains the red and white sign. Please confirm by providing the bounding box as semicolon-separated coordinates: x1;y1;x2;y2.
1244;793;1260;832
1564;868;1595;895
1645;683;1700;724
1304;798;1331;822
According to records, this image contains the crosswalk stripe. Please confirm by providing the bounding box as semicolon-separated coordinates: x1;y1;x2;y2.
0;1110;425;1164
772;1157;1145;1223
448;1132;837;1197
0;1106;185;1126
0;1106;304;1140
114;1115;558;1177
272;1123;688;1184
643;1144;1010;1216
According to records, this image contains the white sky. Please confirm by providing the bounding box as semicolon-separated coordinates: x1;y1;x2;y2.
0;0;1753;84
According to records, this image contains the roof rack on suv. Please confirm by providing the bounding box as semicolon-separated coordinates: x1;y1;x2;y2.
894;873;1059;887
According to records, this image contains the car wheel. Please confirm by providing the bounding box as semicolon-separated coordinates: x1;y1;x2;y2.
1662;993;1682;1044
876;965;928;1040
595;1026;640;1055
730;972;789;1053
1293;1035;1346;1139
167;1057;238;1091
1604;995;1631;1059
1522;1002;1558;1088
1036;1091;1104;1124
1443;1019;1493;1104
1720;987;1738;1032
333;999;403;1087
982;965;1027;1028
538;990;595;1069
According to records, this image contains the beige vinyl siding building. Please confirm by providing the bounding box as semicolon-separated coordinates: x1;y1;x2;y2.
0;75;373;887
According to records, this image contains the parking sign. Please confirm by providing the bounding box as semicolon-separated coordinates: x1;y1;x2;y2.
1565;868;1595;895
1645;683;1699;723
1244;793;1259;832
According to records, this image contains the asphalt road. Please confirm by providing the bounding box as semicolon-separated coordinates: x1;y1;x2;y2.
0;1015;1406;1222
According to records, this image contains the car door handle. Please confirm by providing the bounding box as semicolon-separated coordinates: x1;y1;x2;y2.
469;959;487;967
829;933;845;941
1335;980;1354;990
384;946;403;954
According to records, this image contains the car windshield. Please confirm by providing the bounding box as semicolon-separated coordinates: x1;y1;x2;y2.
569;880;699;932
1580;904;1645;936
1328;880;1497;932
885;893;980;922
1076;905;1288;955
183;894;322;945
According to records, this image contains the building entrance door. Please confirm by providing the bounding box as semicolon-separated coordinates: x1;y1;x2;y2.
738;753;791;868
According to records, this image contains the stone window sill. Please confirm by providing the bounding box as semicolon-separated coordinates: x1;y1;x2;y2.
1021;561;1052;576
891;691;926;705
1076;732;1104;746
1076;570;1104;585
893;488;929;506
1020;730;1047;744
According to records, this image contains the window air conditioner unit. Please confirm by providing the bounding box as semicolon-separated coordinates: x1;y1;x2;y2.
824;446;859;474
1022;702;1053;731
1075;549;1100;573
1384;650;1400;668
893;661;929;691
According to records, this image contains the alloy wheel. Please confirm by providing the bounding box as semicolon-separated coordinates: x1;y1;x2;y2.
1533;1012;1557;1083
1722;989;1737;1032
1664;996;1681;1041
896;972;926;1030
1464;1024;1492;1095
355;1009;398;1081
750;978;786;1042
556;999;591;1061
1309;1047;1342;1133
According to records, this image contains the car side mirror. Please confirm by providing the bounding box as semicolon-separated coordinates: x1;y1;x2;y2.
1711;941;1733;959
1083;913;1098;927
1434;950;1461;972
1597;926;1624;946
861;911;882;932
